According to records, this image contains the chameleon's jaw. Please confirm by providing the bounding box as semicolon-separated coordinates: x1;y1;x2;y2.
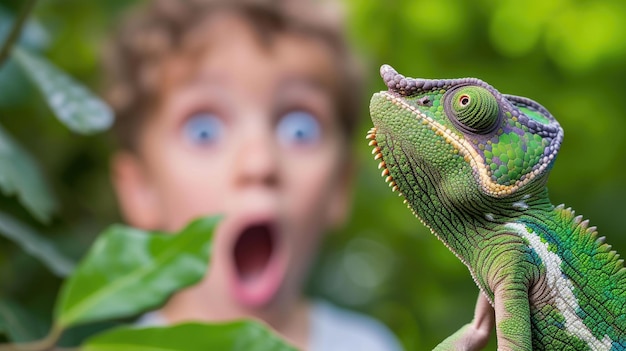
366;127;401;194
366;112;474;277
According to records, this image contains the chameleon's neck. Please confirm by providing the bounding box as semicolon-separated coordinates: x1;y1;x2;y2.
421;184;577;265
421;184;601;303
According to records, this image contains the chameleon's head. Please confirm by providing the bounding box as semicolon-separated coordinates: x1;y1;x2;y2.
368;65;563;210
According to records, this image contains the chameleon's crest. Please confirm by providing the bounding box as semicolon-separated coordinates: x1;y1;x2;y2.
375;64;564;197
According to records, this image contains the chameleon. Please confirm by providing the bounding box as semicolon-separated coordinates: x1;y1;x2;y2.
367;64;626;350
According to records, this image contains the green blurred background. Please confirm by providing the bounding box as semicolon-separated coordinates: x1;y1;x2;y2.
1;0;625;349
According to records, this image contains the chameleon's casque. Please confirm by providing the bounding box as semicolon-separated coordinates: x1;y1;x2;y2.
368;64;625;351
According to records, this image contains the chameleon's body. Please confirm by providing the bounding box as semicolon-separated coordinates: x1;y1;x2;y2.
368;65;626;350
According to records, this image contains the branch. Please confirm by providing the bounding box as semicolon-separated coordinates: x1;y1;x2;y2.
0;0;38;68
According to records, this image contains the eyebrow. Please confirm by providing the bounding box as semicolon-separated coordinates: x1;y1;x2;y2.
172;73;234;104
182;72;228;89
273;76;335;121
276;75;331;94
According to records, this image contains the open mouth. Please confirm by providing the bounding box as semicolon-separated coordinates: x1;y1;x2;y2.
234;223;275;283
230;222;284;307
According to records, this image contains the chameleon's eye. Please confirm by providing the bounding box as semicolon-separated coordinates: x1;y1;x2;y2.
459;94;470;106
448;86;500;134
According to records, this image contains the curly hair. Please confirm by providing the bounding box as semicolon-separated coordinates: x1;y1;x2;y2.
103;0;363;152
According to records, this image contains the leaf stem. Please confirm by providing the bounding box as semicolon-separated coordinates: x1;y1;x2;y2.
0;324;63;351
0;0;38;69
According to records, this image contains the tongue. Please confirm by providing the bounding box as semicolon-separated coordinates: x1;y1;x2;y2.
234;225;273;283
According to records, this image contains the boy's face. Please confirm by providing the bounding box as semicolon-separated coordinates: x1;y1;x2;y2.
112;14;351;316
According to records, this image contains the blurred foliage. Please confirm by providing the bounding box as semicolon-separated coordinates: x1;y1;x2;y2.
0;0;624;350
83;321;297;351
312;0;626;350
0;214;293;350
55;217;218;330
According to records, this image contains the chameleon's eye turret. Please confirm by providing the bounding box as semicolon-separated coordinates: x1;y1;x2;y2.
447;86;500;134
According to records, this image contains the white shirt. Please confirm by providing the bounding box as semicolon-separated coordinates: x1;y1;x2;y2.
136;300;403;351
308;300;402;351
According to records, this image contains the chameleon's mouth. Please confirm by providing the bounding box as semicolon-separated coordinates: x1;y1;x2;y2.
366;127;406;200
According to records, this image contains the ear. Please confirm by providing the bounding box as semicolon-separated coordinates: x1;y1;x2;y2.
110;152;160;229
326;158;355;229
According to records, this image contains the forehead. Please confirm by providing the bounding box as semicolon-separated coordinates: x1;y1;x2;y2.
162;12;339;97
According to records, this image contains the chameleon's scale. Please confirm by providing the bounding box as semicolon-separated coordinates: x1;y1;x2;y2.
368;64;626;350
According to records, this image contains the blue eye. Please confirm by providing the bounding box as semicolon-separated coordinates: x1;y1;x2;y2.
183;113;223;145
276;111;321;146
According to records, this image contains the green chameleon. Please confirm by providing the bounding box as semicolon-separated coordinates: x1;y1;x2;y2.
367;64;626;351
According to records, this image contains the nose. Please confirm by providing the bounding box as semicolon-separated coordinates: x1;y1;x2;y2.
233;127;279;187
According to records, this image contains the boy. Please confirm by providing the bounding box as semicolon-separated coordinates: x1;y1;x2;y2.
104;0;402;350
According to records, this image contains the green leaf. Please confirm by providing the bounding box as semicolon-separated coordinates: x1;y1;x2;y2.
0;299;48;342
11;47;113;134
0;210;74;276
83;321;298;351
0;124;56;222
54;217;219;329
